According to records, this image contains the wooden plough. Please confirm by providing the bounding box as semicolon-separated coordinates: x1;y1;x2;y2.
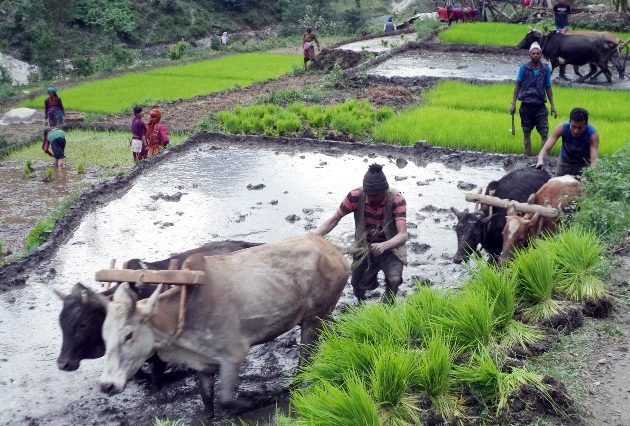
464;192;560;217
95;259;206;337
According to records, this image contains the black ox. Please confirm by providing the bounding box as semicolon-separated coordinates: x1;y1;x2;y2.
518;29;621;83
55;240;262;383
451;167;550;264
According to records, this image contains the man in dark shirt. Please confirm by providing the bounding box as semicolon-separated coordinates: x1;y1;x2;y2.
315;164;408;303
553;0;571;31
536;107;599;176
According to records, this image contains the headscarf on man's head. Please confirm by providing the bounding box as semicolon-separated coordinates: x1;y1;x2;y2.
387;15;393;22
529;41;542;52
363;163;389;195
47;86;56;95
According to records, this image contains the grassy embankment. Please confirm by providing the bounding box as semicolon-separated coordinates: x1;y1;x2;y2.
374;81;630;155
21;53;301;114
439;22;630;46
281;142;630;424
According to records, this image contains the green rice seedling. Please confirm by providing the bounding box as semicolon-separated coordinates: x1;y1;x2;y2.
22;53;301;114
455;346;551;415
0;240;4;258
153;419;185;426
291;371;381;426
22;159;34;177
276;114;301;136
296;329;379;387
43;167;55;182
463;256;545;351
539;227;608;302
435;290;497;353
370;347;421;424
335;302;410;345
402;286;453;345
76;161;85;175
375;106;395;121
511;248;562;323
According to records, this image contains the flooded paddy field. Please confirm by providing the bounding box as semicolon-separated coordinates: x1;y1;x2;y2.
366;44;630;90
336;33;415;53
0;136;511;425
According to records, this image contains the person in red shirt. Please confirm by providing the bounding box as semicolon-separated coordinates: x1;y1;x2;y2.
315;163;408;303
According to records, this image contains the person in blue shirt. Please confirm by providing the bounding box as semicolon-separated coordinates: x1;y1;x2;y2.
536;107;599;176
510;42;557;156
384;16;396;33
553;0;571;31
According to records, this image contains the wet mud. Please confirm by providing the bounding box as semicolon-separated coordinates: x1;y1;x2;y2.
336;33;416;53
0;132;531;425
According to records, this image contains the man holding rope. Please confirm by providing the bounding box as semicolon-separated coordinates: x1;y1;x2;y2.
315;163;408;303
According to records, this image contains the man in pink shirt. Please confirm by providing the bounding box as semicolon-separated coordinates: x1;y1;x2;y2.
316;164;408;303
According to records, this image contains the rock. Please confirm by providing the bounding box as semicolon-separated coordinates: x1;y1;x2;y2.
150;192;183;202
247;183;265;190
394;176;408;181
0;107;44;125
457;181;477;191
285;214;301;223
396;158;408;168
269;200;278;205
302;208;314;215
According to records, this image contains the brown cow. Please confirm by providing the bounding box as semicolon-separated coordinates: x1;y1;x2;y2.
99;234;350;416
500;175;582;263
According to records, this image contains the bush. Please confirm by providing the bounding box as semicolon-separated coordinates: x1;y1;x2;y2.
71;56;95;77
210;35;221;51
168;40;188;60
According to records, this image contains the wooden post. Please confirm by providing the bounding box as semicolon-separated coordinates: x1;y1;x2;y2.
105;259;116;290
464;192;559;217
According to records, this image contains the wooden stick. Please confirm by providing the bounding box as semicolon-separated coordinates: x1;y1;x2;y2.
105;259;116;290
95;269;206;285
464;193;559;217
175;285;187;338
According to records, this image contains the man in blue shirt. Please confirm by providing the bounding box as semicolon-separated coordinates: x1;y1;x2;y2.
510;42;557;156
536;107;600;176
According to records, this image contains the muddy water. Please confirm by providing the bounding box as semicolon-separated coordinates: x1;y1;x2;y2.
0;162;96;257
368;49;630;89
0;145;505;425
336;33;416;53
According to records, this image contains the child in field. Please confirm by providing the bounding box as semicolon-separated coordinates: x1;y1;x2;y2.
130;105;147;163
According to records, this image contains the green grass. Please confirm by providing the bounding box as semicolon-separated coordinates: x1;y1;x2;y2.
374;81;630;155
8;129;187;170
439;22;630;46
22;53;301;114
24;192;79;253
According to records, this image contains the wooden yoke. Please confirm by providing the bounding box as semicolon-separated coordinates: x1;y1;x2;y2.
95;260;206;339
464;193;559;218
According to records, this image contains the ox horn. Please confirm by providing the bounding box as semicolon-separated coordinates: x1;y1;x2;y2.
76;282;110;308
450;206;462;217
54;289;68;301
474;187;483;211
142;284;163;320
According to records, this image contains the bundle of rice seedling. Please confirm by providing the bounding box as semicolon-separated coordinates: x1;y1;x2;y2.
370;347;421;424
291;371;381;426
435;290;497;353
335;302;410;345
539;227;608;302
401;286;453;346
464;257;545;351
511;248;563;323
408;332;463;420
296;329;378;387
454;347;551;415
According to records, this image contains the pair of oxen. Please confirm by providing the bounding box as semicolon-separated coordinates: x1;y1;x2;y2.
518;28;628;83
451;167;582;266
56;235;350;417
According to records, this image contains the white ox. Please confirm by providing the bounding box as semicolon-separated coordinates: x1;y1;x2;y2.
99;234;350;416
